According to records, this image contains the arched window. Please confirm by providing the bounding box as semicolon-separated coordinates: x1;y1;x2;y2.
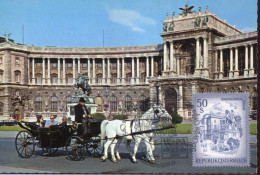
0;70;3;83
65;96;71;111
139;95;147;112
35;96;43;110
109;96;117;111
125;95;132;110
0;102;3;114
14;70;21;83
51;96;58;111
251;92;257;111
96;96;102;111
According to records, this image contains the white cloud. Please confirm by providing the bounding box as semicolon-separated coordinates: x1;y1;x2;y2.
242;27;257;33
107;9;156;32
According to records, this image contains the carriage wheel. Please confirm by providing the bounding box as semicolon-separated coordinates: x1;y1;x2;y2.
42;148;59;155
15;131;35;158
66;136;85;161
87;136;103;157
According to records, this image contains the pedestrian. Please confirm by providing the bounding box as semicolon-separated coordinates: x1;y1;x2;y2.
45;115;59;127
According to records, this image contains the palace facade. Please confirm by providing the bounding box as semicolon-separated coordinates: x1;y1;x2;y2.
0;8;257;121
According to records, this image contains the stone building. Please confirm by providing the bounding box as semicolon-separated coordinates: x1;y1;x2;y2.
0;7;257;121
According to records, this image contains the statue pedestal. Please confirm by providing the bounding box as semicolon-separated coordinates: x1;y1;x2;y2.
67;92;97;121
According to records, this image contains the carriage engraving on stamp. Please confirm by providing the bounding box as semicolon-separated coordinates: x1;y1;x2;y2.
192;93;250;167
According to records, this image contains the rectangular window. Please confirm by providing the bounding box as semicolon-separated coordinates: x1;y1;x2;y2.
68;77;73;84
37;75;42;85
82;63;87;68
52;76;57;84
52;63;57;68
15;57;20;65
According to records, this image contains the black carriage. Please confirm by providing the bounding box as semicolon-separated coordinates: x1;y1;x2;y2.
15;121;75;158
15;121;104;160
66;121;104;161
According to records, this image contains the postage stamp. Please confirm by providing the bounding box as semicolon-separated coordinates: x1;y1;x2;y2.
192;93;250;167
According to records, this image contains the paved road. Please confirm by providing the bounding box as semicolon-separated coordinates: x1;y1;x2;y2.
0;137;257;174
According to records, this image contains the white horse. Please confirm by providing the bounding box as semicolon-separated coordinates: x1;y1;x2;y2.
100;105;171;163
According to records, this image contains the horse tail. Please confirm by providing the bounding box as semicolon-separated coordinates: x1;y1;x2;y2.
100;120;109;146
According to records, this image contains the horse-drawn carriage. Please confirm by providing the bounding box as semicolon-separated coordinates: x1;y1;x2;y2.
15;121;104;160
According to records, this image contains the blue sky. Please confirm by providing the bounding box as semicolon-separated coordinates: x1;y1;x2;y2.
0;0;257;47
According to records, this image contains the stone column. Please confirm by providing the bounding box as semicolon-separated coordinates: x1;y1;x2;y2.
42;58;46;85
178;84;184;117
136;57;139;84
176;57;180;75
72;58;76;84
27;58;30;84
194;37;200;76
117;58;120;84
234;47;239;78
244;45;249;77
102;58;106;84
131;57;135;84
249;44;254;76
32;58;35;84
214;51;218;79
78;58;81;74
219;49;223;79
146;56;149;83
47;58;51;85
229;48;233;78
122;58;125;84
92;59;96;84
163;42;168;72
107;58;110;84
63;58;66;85
57;58;61;84
87;58;90;79
170;41;174;72
151;56;154;77
202;37;209;77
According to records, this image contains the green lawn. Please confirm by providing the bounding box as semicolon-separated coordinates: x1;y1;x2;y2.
0;123;257;135
158;123;257;135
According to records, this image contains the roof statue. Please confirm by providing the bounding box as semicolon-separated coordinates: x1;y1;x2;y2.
4;33;13;43
179;4;194;16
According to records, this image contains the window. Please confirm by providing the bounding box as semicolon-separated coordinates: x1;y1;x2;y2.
252;92;257;110
0;102;3;114
65;96;71;111
36;74;42;85
97;62;102;68
82;63;87;68
52;63;57;68
125;95;132;110
139;95;147;111
67;63;72;68
51;74;58;84
109;96;117;111
0;70;3;82
96;96;102;111
51;96;58;111
97;74;102;84
67;74;73;84
112;74;117;84
14;71;21;83
35;96;42;110
15;57;20;65
112;62;117;69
